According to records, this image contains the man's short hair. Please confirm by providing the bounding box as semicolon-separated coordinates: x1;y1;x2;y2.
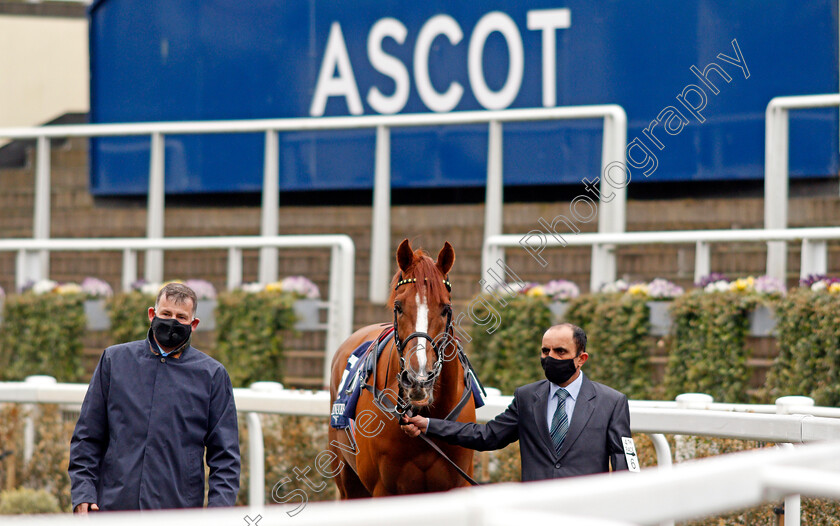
558;322;587;356
155;282;198;317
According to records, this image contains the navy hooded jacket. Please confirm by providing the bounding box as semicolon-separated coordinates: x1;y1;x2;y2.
69;334;240;510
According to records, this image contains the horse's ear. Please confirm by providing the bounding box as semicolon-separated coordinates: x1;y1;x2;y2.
436;241;455;276
397;239;414;272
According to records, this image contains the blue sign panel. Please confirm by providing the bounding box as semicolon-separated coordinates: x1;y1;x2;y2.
88;0;838;195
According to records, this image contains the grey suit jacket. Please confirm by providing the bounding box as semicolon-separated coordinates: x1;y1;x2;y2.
426;374;630;481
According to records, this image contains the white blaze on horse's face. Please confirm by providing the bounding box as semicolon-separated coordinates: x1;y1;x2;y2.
414;292;428;374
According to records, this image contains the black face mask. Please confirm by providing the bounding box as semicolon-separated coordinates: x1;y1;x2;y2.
541;356;578;385
151;316;192;349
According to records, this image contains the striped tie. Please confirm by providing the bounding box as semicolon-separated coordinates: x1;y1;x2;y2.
550;388;570;455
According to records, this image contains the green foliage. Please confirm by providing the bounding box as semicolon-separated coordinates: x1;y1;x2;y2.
0;487;61;514
665;290;760;403
215;291;297;387
19;405;74;511
107;292;156;344
765;288;840;405
565;293;653;399
0;293;86;382
237;415;337;505
468;294;553;395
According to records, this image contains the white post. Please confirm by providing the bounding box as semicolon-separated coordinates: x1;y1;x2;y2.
369;125;391;303
228;247;243;291
694;241;711;284
778;443;801;526
324;239;355;388
259;130;279;285
23;376;57;466
485;120;504;275
765;105;789;282
145;132;165;283
30;136;51;283
591;111;626;290
246;412;265;507
650;432;674;526
121;249;137;293
800;239;827;280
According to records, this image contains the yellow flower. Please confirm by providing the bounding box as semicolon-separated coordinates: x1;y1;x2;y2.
265;281;283;293
829;283;840;294
628;284;648;296
56;283;82;294
526;285;546;297
729;278;753;292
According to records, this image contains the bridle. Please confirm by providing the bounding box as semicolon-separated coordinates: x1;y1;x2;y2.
392;274;453;394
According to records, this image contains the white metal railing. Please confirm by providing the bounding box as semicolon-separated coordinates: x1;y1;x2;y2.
0;105;627;304
765;93;840;283
486;226;840;291
0;235;354;387
3;378;840;526
4;437;840;525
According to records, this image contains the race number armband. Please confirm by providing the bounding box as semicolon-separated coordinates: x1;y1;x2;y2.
622;437;640;473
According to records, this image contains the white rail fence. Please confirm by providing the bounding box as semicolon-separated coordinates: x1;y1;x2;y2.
0;105;627;304
0;235;354;387
486;226;840;291
765;93;840;282
2;378;840;525
4;435;840;526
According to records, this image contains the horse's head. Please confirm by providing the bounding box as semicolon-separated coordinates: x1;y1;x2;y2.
388;239;455;408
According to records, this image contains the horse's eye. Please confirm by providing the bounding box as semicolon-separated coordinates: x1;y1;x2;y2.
394;301;403;314
441;304;452;317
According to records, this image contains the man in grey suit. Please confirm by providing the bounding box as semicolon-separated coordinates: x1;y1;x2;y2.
400;323;631;481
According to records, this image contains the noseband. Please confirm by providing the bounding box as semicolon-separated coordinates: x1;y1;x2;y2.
393;274;453;394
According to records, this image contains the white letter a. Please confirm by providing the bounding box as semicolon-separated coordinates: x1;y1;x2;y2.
310;22;363;116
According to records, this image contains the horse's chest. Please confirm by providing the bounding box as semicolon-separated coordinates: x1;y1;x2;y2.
359;446;451;494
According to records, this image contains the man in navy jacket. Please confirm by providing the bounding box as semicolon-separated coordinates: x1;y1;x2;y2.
69;283;240;511
401;323;630;481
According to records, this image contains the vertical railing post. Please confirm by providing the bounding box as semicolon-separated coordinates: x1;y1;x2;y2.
369;125;391;303
246;412;265;507
121;249;137;293
145;132;165;283
30;136;51;283
228;247;243;291
259;130;279;285
800;239;827;280
325;239;355;388
591;110;626;290
765;104;789;282
694;241;711;284
484;121;504;274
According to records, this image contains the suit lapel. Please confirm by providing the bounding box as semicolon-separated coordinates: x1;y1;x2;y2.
557;374;596;461
532;381;556;456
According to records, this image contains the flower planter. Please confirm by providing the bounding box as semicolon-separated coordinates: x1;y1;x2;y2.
84;299;110;331
84;298;217;332
195;299;216;331
293;298;327;330
548;301;569;321
647;301;672;336
748;304;777;337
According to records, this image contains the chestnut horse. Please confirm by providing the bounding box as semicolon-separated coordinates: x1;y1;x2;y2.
327;239;476;497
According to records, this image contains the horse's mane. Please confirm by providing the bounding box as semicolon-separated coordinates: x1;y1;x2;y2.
387;249;450;307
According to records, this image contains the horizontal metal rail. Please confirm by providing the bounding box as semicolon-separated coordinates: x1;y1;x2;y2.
486;226;840;287
0;105;627;303
0;235;354;388
3;377;839;516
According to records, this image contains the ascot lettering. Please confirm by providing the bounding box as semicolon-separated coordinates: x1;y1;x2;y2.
310;8;572;116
